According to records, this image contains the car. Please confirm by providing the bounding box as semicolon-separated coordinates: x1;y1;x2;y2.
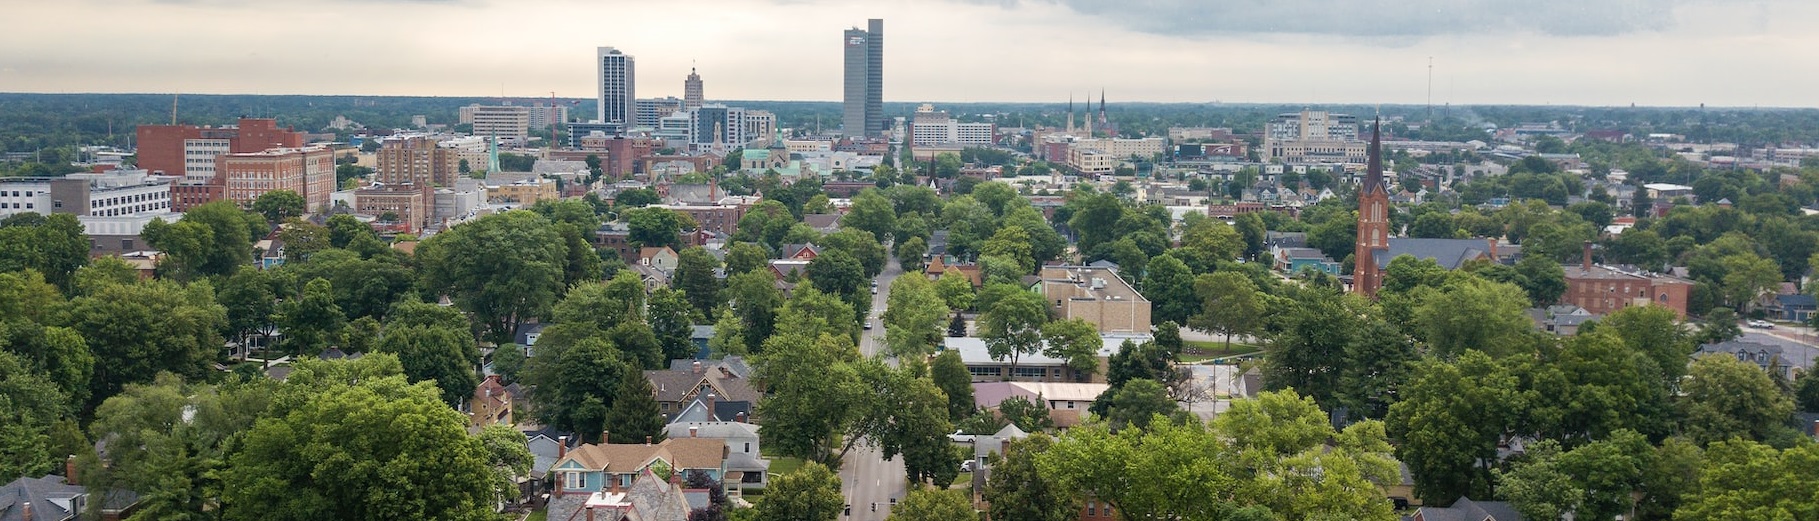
1747;319;1775;329
863;321;874;330
871;287;878;294
960;460;976;472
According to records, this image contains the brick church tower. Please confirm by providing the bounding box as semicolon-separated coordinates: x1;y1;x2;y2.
1353;119;1391;297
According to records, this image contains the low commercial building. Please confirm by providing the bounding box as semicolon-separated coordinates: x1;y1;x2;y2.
1038;266;1152;334
486;177;558;204
0;168;176;218
1561;244;1692;317
940;333;1151;384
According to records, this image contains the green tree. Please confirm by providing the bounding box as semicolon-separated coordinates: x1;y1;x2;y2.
522;336;624;443
1719;252;1781;310
251;189;307;223
1177;217;1245;271
724;241;769;276
726;270;782;351
841;189;898;244
374;323;479;407
981;225;1035;274
1099;378;1176;429
476;424;536;502
1675;440;1819;521
997;395;1055;432
649;287;700;362
978;283;1049;377
754;461;844;521
0;350;69;480
820;228;887;278
144;201;266;279
934;269;975;312
1041;318;1103;379
0;212;89;290
1190;271;1264;349
1597;304;1694;388
606;361;667;444
276;277;346;357
1413;276;1535;358
64;279;225;408
805;248;866;302
1386;351;1523;505
883;273;947;357
218;268;280;352
675;246;722;316
221;370;498;521
625;206;693;250
70;255;137;296
1526;331;1674;444
1514;254;1568;305
897;235;928;272
755;333;862;463
417;211;567;345
930;350;975;421
1142;253;1200;326
1681;355;1796;445
0;321;92;411
1409;211;1458;238
871;368;961;487
888;488;974;521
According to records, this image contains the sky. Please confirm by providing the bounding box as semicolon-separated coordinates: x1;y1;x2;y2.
1;0;1813;107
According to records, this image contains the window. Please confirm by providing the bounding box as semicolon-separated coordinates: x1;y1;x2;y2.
1066;401;1076;409
1013;367;1046;378
564;471;584;490
744;442;751;453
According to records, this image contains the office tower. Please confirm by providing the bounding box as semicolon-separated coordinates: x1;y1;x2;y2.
842;18;883;137
597;47;636;126
684;67;704;111
457;104;531;144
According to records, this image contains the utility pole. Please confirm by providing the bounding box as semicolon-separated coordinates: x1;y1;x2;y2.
1426;57;1434;123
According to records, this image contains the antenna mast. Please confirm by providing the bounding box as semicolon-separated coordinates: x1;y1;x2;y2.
1426;57;1434;123
170;93;179;125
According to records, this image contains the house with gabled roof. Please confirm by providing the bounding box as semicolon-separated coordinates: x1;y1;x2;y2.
547;437;727;521
645;359;760;422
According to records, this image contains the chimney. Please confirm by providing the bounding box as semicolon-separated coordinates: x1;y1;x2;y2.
22;502;29;521
585;506;595;521
705;393;716;421
601;430;609;444
736;411;747;423
1486;238;1498;260
645;435;653;446
670;469;684;487
692;360;702;374
689;425;699;438
65;455;78;486
1582;241;1594;271
558;436;569;459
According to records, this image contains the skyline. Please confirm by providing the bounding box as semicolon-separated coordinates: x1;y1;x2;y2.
2;0;1816;108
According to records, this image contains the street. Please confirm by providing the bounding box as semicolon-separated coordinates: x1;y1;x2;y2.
840;252;908;520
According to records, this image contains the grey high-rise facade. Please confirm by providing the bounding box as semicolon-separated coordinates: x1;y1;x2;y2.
596;47;635;127
842;19;883;137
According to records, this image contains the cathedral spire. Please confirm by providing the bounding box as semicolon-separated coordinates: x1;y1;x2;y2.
1363;117;1385;195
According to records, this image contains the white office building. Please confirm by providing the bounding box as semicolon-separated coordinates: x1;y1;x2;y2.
597;47;636;125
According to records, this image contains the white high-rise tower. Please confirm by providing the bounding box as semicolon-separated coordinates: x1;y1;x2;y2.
596;47;635;127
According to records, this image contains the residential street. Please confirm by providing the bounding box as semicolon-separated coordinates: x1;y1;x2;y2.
840;252;908;520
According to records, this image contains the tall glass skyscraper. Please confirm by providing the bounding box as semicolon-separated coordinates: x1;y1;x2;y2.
597;47;635;126
842;19;883;138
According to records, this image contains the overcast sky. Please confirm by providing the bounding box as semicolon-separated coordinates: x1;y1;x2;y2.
1;0;1811;107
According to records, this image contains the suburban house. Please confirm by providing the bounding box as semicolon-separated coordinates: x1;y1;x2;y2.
645;358;760;422
941;333;1149;383
546;438;730;521
662;422;770;492
1037;266;1152;334
523;426;580;496
468;374;513;427
779;243;820;261
1271;246;1341;276
802;213;842;234
1411;497;1522;521
1695;339;1801;380
767;259;809;280
1527;305;1595;336
925;256;984;287
971;381;1111;428
638;246;679;274
1769;293;1818;323
1;472;139;521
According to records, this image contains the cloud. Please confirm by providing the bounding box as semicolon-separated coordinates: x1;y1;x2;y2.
977;0;1757;38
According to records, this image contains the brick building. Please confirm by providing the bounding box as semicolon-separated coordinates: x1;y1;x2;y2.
215;146;336;212
353;184;428;233
1038;266;1151;334
136;118;313;210
1562;243;1693;317
651;203;745;238
375;137;460;188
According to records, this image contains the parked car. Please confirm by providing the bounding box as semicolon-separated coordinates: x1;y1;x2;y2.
1747;319;1775;329
960;460;976;472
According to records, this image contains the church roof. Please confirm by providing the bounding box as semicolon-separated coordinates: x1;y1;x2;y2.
1361;118;1388;196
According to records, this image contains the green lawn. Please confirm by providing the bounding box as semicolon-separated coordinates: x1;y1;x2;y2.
767;456;806;477
525;510;546;521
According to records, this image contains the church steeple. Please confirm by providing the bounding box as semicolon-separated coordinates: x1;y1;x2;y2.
1353;117;1391;298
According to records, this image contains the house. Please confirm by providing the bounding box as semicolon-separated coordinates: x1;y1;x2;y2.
1527;305;1595;336
1271;246;1340;276
1769;294;1817;323
1561;244;1693;318
546;438;730;521
1;473;139;521
767;259;809;279
638;247;680;274
523;426;580;493
955;423;1028;499
925;256;983;287
469;374;513;427
1411;497;1522;521
663;422;770;492
645;358;760;421
630;264;670;291
802;213;841;234
689;325;715;359
972;381;1110;428
1695;339;1799;380
780;243;820;261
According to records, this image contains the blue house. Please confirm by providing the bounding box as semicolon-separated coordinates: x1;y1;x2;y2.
546;437;730;521
1271;246;1340;276
1770;294;1817;323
